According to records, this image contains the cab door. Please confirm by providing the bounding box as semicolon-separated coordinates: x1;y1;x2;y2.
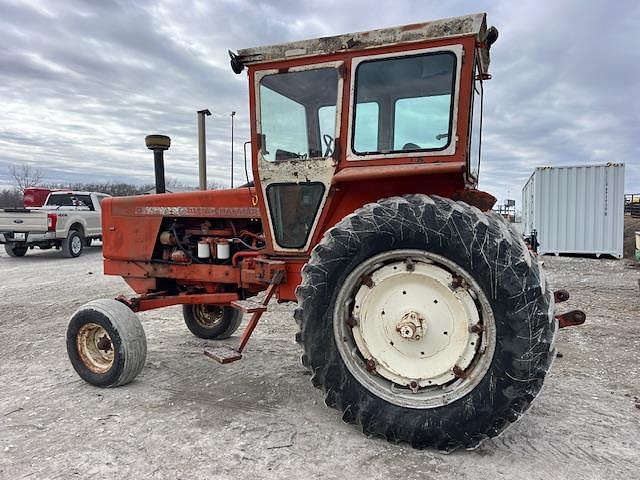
253;62;344;253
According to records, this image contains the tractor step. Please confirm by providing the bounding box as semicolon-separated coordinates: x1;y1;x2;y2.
231;299;267;314
556;309;586;328
207;273;284;365
204;346;243;364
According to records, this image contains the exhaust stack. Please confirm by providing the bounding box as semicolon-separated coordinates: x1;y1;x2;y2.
145;134;171;194
197;109;211;190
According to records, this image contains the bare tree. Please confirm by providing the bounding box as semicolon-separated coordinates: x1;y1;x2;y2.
10;164;43;192
0;188;23;208
42;182;154;197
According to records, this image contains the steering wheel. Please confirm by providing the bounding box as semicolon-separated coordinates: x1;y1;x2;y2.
323;134;335;157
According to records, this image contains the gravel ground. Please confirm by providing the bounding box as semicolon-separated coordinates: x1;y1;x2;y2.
1;245;639;479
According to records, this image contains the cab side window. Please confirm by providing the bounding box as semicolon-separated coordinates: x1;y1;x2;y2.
259;67;339;161
352;51;456;155
46;194;73;207
74;195;95;211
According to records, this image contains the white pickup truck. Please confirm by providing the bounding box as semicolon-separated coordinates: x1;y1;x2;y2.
0;191;110;258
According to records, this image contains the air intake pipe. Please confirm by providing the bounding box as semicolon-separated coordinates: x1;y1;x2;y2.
145;134;171;194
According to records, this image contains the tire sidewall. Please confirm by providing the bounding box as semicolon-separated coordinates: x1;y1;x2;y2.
66;308;125;387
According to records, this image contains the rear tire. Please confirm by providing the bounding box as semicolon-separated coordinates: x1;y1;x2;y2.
295;195;555;451
67;299;147;387
62;230;83;258
182;304;243;339
4;243;27;257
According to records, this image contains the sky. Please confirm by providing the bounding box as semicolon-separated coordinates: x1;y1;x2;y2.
0;0;638;206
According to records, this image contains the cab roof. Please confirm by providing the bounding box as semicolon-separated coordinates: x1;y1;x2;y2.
235;13;491;74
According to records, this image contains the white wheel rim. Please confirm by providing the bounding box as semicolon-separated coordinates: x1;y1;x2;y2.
71;236;82;254
334;250;496;409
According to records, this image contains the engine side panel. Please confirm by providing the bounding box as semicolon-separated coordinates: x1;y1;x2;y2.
102;188;259;262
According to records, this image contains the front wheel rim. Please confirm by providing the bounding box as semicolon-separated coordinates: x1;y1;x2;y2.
76;323;115;374
333;249;496;409
193;304;224;328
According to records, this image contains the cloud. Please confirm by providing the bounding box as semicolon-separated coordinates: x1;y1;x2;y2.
0;0;637;205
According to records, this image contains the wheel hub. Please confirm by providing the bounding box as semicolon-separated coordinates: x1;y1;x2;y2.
194;304;223;328
396;311;424;340
96;335;112;352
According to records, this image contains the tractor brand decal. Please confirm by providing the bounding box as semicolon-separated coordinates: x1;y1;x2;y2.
134;206;260;218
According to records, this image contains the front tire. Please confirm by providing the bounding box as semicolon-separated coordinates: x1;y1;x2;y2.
182;304;243;339
4;243;27;257
295;195;555;451
67;299;147;387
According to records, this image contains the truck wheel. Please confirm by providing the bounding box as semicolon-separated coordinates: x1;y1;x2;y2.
182;304;243;339
62;230;84;258
295;195;555;451
67;299;147;387
4;243;28;257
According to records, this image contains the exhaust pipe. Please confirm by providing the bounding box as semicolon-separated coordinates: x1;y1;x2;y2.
197;109;211;191
145;134;171;194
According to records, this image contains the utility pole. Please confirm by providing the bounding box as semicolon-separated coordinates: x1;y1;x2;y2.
231;111;236;188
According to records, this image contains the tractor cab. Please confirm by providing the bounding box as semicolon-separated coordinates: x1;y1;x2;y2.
231;13;497;254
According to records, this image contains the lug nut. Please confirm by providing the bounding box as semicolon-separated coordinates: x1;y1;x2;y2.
452;365;467;379
450;275;464;290
361;275;375;288
365;359;377;373
470;323;485;334
404;258;415;272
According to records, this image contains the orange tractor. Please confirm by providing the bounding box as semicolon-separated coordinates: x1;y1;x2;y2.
67;13;585;450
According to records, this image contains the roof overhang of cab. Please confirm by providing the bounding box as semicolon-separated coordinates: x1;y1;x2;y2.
232;13;493;76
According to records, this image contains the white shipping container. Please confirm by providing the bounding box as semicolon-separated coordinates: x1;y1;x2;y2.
522;163;624;258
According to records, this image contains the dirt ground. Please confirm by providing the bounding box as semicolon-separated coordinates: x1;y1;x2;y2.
1;245;639;480
624;216;640;258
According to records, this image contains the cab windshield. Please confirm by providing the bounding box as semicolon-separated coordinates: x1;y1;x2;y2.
259;67;339;161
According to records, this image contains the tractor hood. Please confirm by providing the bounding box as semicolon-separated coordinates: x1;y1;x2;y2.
107;188;258;219
101;188;259;261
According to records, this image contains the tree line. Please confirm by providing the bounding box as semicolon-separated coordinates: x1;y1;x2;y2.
0;182;159;208
0;163;225;208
